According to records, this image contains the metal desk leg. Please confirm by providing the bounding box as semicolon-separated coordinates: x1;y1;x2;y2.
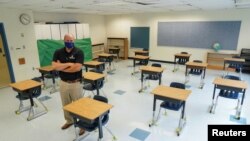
15;93;30;115
49;72;57;94
27;95;48;121
138;72;144;93
209;85;217;114
149;96;157;127
176;102;186;136
199;70;205;89
96;80;100;96
98;116;103;141
235;89;246;119
173;57;178;72
41;73;46;89
159;73;162;85
185;68;189;84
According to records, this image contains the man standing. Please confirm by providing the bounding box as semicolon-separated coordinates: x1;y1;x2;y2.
52;33;85;135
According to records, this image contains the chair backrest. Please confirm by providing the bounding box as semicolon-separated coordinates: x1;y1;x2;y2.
219;75;240;99
189;60;203;74
170;82;185;89
93;95;108;103
224;75;240;80
178;52;189;64
30;77;42;97
93;95;109;124
98;57;106;62
193;60;202;63
152;63;161;68
146;63;162;80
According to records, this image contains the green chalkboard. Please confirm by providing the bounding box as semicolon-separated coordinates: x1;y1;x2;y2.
130;27;149;49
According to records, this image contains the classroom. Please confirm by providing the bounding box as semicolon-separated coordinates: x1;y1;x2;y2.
0;0;250;141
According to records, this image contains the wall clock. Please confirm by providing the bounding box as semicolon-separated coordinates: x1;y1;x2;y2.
19;13;31;25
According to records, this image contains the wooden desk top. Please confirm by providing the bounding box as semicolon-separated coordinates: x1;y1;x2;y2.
185;62;208;67
132;55;150;59
37;65;54;72
213;77;248;89
9;80;42;91
134;50;149;53
151;85;191;101
82;72;105;81
98;53;113;57
139;66;164;73
174;53;191;57
84;61;104;66
64;97;113;121
224;58;245;62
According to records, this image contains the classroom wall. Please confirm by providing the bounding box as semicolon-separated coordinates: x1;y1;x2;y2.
105;9;250;62
0;9;107;81
0;8;40;81
33;12;106;44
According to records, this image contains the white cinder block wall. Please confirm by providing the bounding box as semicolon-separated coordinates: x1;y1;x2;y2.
1;8;250;81
0;8;40;81
105;9;250;62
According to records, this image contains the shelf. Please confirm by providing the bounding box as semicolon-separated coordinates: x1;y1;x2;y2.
92;43;105;59
207;52;239;70
107;37;128;60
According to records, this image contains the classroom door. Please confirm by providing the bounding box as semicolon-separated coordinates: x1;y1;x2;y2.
0;34;11;88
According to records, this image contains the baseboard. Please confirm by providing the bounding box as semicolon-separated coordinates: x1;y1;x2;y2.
128;57;174;64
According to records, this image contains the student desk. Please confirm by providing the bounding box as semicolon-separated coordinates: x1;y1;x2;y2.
82;72;105;96
209;77;247;119
64;97;113;140
150;85;191;135
84;61;105;72
173;53;191;72
10;80;47;121
37;65;57;94
223;58;245;79
138;66;164;93
109;48;120;60
185;61;208;89
131;55;150;75
134;50;149;56
98;53;114;72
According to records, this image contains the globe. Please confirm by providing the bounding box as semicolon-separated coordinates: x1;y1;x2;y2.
213;43;221;52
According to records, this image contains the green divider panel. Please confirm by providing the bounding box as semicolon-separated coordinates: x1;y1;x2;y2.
37;38;92;67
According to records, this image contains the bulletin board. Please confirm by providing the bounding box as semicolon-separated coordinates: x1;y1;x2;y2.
157;21;241;50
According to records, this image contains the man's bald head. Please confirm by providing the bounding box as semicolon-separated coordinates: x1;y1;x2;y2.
64;33;75;42
64;33;75;50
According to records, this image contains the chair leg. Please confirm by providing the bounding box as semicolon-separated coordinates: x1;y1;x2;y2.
101;89;107;97
199;75;204;89
74;127;79;139
91;91;96;97
37;98;48;111
211;95;219;114
185;74;190;84
104;126;117;140
236;98;241;110
176;108;186;136
156;107;162;123
15;99;30;114
82;90;86;97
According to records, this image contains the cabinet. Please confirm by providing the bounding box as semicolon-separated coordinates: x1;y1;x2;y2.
107;37;128;59
207;52;238;70
35;23;89;40
92;43;105;59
